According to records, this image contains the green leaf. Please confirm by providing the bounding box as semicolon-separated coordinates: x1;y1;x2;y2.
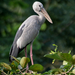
44;52;62;60
53;44;57;47
10;61;19;69
29;64;44;72
11;56;20;63
43;68;62;74
0;62;12;70
40;23;47;30
63;61;68;65
13;61;19;67
45;52;73;63
72;55;75;64
68;50;71;54
52;44;58;52
72;69;75;74
52;59;55;64
20;57;30;68
59;53;73;63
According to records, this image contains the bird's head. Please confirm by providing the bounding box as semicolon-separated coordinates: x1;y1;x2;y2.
32;1;53;24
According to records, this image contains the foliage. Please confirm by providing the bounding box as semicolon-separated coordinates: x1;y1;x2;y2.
0;56;44;75
0;45;75;75
43;44;75;75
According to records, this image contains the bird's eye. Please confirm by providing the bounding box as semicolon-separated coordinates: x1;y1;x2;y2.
39;5;42;12
39;5;41;7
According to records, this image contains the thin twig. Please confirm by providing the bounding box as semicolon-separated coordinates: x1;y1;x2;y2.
18;68;25;75
21;68;26;71
66;65;74;73
17;68;26;74
0;70;8;75
61;65;74;75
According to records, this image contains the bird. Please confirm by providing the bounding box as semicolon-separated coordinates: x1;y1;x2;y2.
9;1;53;66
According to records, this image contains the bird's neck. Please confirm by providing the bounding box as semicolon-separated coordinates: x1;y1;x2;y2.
39;14;45;25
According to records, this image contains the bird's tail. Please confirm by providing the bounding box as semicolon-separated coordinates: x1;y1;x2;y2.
9;44;19;62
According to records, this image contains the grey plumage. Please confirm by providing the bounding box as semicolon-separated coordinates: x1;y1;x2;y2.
9;1;53;62
9;15;45;61
9;24;25;61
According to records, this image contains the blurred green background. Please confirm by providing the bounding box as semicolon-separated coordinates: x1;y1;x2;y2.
0;0;75;71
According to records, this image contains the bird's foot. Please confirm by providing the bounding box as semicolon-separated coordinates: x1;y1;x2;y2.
27;70;33;74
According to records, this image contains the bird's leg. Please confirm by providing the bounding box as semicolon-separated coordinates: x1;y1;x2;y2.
30;44;34;65
25;47;27;57
25;46;33;73
24;47;29;71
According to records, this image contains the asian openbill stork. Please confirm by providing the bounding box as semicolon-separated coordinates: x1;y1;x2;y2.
9;1;53;67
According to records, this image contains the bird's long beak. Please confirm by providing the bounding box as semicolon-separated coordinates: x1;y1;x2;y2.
41;8;53;24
